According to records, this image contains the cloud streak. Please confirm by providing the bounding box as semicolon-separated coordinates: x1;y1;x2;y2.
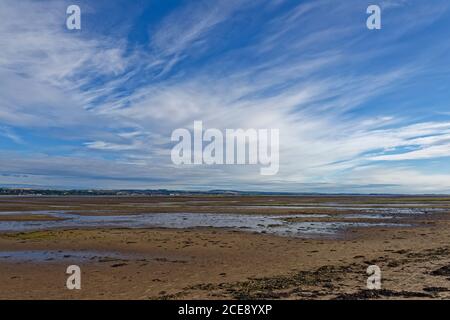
1;0;450;193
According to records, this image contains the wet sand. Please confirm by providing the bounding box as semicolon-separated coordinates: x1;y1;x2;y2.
1;195;450;299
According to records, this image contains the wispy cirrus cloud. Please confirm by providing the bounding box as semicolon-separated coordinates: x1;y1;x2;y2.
1;0;450;192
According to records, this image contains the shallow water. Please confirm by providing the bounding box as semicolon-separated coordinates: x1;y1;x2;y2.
0;210;412;238
240;205;444;215
0;250;129;263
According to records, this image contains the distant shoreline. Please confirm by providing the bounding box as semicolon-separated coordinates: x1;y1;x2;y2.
1;188;449;197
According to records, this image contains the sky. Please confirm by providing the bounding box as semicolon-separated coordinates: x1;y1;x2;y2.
1;0;450;193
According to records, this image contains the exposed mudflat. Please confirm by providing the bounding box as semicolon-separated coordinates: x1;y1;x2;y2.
0;195;450;299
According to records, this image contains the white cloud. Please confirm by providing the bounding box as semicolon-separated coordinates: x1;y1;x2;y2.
1;0;450;192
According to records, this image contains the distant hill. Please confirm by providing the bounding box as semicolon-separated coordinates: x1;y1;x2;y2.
0;188;447;197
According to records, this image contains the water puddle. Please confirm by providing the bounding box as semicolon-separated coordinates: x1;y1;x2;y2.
0;250;129;263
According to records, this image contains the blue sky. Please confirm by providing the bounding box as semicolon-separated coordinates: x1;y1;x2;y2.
1;0;450;193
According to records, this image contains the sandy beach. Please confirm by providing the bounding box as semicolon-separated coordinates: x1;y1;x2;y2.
1;195;450;300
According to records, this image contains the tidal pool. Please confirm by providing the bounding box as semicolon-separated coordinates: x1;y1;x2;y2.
0;250;129;263
0;210;413;238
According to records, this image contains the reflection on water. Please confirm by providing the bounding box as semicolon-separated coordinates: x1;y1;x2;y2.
0;209;418;238
0;250;129;263
240;205;444;214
